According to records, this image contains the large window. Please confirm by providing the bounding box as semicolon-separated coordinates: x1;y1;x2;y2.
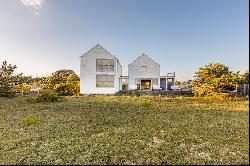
96;59;115;72
96;74;115;88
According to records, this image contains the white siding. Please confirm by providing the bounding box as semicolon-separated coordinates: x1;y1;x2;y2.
128;54;160;90
80;45;122;94
115;60;122;91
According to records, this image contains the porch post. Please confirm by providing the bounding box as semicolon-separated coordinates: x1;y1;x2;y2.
166;78;168;91
150;78;152;90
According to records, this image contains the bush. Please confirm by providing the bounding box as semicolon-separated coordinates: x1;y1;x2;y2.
138;99;152;107
37;90;61;102
15;83;31;96
54;83;72;96
42;69;80;96
134;90;141;96
22;115;38;126
192;63;244;97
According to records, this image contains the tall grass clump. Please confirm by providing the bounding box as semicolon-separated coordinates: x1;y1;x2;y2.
22;115;38;126
37;90;61;102
138;98;152;107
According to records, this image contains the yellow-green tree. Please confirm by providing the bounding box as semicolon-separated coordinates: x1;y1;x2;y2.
243;70;249;84
175;80;191;85
42;69;80;96
192;63;244;96
66;74;80;96
15;83;31;96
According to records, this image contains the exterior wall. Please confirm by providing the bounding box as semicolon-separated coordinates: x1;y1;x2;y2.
128;54;160;90
80;45;122;94
115;60;122;91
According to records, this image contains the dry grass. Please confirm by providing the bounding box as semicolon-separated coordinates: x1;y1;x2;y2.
0;96;249;165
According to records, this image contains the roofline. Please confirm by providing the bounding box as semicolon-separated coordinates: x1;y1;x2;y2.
116;58;122;69
80;44;123;69
160;76;175;78
128;53;160;66
80;44;120;60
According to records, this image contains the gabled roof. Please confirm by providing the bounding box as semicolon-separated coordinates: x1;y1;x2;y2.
80;44;108;57
128;53;160;66
80;44;122;68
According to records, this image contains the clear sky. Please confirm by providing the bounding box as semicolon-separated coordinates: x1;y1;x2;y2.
0;0;249;81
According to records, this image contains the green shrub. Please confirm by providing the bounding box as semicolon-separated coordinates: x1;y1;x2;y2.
134;90;141;96
37;90;61;102
22;115;38;126
54;83;73;96
138;99;152;107
42;69;80;96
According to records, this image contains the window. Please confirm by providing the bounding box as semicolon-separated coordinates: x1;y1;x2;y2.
121;78;128;85
121;78;128;90
167;78;174;83
140;66;147;72
96;74;114;88
137;84;141;90
96;59;115;72
152;78;158;85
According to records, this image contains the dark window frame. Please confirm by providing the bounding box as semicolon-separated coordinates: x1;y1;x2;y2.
96;59;115;72
96;74;115;88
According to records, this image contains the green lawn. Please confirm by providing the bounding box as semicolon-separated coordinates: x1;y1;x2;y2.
0;96;249;165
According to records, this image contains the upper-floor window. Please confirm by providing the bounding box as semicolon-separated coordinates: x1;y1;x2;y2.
140;66;147;72
96;59;115;72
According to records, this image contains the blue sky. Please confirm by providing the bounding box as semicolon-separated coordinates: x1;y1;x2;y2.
0;0;249;80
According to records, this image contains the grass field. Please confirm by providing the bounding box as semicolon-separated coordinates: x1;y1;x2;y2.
0;96;249;165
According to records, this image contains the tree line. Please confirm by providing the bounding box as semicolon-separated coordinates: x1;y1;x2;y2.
0;60;249;98
0;60;79;97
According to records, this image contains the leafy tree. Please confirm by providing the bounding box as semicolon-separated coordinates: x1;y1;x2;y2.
175;80;181;85
19;75;33;84
192;63;244;96
243;70;249;84
15;83;31;96
42;69;80;96
0;61;22;97
15;76;45;96
66;74;80;95
175;80;191;86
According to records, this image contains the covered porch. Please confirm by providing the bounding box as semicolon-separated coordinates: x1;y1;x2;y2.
120;76;159;91
160;72;175;90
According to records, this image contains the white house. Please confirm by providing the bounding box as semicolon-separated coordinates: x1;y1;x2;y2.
127;53;160;90
80;44;122;94
80;44;175;94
